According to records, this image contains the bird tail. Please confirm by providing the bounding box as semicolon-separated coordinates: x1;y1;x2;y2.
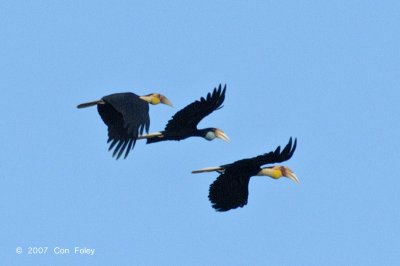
137;132;164;144
191;166;224;174
77;99;104;109
146;137;163;144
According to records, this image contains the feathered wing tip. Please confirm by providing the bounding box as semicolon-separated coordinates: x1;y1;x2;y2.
76;99;104;109
217;84;227;96
107;124;149;160
213;83;226;96
271;137;297;162
214;84;226;110
200;83;226;105
107;138;137;160
282;137;297;160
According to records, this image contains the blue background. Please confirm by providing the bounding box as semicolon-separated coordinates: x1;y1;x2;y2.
1;1;399;265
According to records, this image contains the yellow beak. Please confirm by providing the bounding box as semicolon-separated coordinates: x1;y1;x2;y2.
139;94;173;107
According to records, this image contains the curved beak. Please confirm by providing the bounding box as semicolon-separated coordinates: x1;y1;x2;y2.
160;95;173;107
285;171;300;184
139;93;173;107
215;129;230;142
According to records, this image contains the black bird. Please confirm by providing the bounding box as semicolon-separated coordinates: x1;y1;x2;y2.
192;138;299;212
77;92;173;159
138;84;229;143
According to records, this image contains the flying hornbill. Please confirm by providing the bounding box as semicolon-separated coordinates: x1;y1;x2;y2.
192;137;299;212
138;84;229;143
77;92;173;159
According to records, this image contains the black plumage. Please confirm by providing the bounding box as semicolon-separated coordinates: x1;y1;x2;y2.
146;84;227;143
78;92;150;159
99;93;150;159
208;138;297;211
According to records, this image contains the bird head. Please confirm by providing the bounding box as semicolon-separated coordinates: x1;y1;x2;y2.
139;93;173;107
203;128;230;142
257;166;299;184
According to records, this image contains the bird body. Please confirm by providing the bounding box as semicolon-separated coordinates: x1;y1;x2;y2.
192;137;299;211
77;91;172;159
141;84;229;143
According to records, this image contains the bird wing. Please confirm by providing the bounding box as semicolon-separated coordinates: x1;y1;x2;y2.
98;92;150;159
252;137;297;167
164;84;226;132
208;171;252;212
225;137;297;170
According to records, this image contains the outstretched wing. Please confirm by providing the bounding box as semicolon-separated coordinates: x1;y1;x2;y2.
98;92;150;159
226;137;297;170
164;84;226;133
251;137;297;167
209;171;252;212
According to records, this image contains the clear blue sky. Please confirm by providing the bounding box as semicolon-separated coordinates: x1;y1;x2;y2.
1;1;399;265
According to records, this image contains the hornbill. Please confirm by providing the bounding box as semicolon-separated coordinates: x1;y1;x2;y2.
138;84;229;143
192;137;299;212
77;92;173;159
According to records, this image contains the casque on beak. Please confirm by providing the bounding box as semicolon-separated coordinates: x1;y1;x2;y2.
215;128;230;142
